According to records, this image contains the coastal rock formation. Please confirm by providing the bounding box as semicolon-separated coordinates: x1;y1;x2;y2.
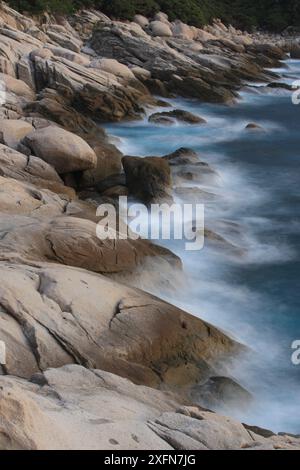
290;43;300;59
0;144;74;196
0;119;33;149
122;155;172;203
0;213;180;275
149;20;173;37
0;262;235;386
245;122;265;131
1;365;299;450
23;126;97;174
149;109;206;125
0;2;298;451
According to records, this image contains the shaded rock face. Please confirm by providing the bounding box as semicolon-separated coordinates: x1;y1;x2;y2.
122;156;172;203
290;43;300;59
149;110;206;125
245;122;265;132
23;90;123;184
89;20;288;105
90;23;238;104
193;376;253;411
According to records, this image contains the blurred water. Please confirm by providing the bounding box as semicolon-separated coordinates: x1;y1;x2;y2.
105;59;300;433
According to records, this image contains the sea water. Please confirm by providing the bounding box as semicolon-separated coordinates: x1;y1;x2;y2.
105;59;300;434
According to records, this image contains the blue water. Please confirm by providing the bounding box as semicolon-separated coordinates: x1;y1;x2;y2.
105;59;300;433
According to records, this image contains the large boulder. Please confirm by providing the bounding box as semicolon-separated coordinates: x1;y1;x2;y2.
23;91;124;184
23;127;97;174
122;156;172;203
0;262;236;386
149;21;173;38
133;14;149;28
0;119;33;150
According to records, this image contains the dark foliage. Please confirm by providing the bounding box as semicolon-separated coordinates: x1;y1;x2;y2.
6;0;300;32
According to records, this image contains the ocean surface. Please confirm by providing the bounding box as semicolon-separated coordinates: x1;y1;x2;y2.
105;59;300;434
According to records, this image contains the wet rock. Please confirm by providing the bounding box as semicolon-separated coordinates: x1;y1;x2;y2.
0;212;181;275
290;43;300;59
163;148;199;165
122;156;172;203
95;173;126;194
245;122;265;132
267;82;294;91
194;376;253;410
149;110;206;125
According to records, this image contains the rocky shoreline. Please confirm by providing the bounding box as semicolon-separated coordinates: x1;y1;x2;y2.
0;2;299;450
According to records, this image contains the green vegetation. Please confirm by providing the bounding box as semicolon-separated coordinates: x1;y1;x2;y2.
5;0;300;32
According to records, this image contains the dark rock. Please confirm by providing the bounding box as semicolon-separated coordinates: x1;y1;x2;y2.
95;173;126;193
195;376;253;410
290;44;300;59
164;148;199;165
149;109;206;125
245;122;265;131
122;156;172;203
267;82;294;91
149;115;175;126
243;424;276;439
